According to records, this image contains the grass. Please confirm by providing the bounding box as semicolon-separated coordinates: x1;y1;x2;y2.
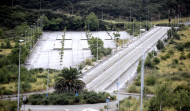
0;49;12;55
153;17;190;25
0;70;59;94
127;26;190;94
0;39;15;55
119;97;149;111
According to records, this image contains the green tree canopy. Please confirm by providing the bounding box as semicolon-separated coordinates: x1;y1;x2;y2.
54;67;85;93
85;12;99;31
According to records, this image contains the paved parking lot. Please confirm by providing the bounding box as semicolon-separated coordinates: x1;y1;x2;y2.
24;31;131;70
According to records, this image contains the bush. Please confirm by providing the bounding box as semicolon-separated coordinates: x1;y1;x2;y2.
175;43;184;51
161;55;166;60
180;52;186;60
153;57;160;65
165;53;170;59
135;80;141;86
26;91;116;105
102;48;112;56
172;59;178;64
85;59;92;65
184;41;190;49
145;76;156;86
173;32;180;40
168;49;174;55
0;100;17;111
145;57;155;68
156;40;165;50
151;50;157;56
187;52;190;58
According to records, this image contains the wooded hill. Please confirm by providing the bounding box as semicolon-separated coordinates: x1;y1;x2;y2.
1;0;190;21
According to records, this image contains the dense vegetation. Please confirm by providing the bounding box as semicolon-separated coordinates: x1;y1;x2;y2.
1;0;190;21
26;91;116;105
0;100;18;111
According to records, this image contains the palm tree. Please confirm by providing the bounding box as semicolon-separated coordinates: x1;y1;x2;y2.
54;67;85;93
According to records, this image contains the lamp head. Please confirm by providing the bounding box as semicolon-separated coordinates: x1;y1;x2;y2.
19;40;24;43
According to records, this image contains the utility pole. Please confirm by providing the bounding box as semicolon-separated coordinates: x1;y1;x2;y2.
102;7;103;20
140;16;144;111
12;0;13;7
146;15;147;31
40;0;41;10
140;17;141;36
46;52;49;97
117;53;121;110
133;21;134;37
97;37;98;61
72;4;73;15
130;10;131;22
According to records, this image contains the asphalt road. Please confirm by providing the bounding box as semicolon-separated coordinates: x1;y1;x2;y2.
83;27;170;92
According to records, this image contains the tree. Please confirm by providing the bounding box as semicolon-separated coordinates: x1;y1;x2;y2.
84;12;99;31
54;67;85;93
175;89;190;111
88;37;104;59
14;23;30;37
148;84;174;111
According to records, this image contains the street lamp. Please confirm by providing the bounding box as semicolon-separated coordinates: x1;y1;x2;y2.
17;39;24;111
46;51;49;97
97;37;99;61
140;19;145;111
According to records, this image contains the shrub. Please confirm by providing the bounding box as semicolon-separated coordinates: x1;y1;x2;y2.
85;59;92;65
165;53;170;59
156;40;164;50
175;43;184;51
168;49;174;55
148;52;153;58
173;32;180;40
127;84;139;93
151;50;157;56
102;48;112;56
187;52;190;58
5;39;12;49
184;41;190;49
172;59;178;64
145;57;155;68
0;100;17;111
153;57;160;65
145;76;156;86
161;55;166;60
180;52;186;60
135;80;141;86
26;92;115;105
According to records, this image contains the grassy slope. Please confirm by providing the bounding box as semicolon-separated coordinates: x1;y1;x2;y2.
0;70;59;94
153;17;190;25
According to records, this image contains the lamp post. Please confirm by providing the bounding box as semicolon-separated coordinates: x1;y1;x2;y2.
140;17;145;111
117;53;121;110
17;39;24;111
46;51;49;97
97;37;99;61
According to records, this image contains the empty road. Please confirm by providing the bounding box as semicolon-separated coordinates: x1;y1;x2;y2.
82;27;170;92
